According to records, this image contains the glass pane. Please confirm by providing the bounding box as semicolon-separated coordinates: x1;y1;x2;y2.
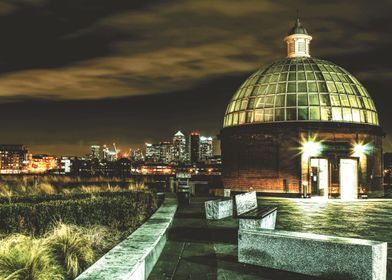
315;72;323;80
366;111;373;124
255;97;264;108
340;94;350;106
363;98;371;109
323;72;332;81
332;107;343;121
298;107;309;120
321;107;332;121
267;84;276;94
254;109;264;122
258;85;268;94
344;83;353;94
298;94;308;106
320;94;331;106
286;108;297;120
287;94;296;106
288;72;296;81
247;98;255;109
240;100;248;110
277;83;286;93
352;109;360;122
360;110;366;123
234;100;241;111
308;82;318;92
336;83;345;93
309;107;320;120
309;94;319;105
246;111;254;123
275;95;285;107
227;114;233;126
327;82;337;92
239;111;246;124
264;96;275;107
279;73;287;81
270;74;279;82
228;102;235;112
318;82;328;92
356;97;364;108
287;82;296;93
331;94;340;106
298;82;307;92
233;112;239;125
298;72;306;80
306;72;315;80
250;86;259;96
349;95;358;108
342;108;352;121
264;109;274;122
275;108;285;121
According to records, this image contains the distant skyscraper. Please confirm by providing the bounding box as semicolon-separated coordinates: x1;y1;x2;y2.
189;132;200;164
0;144;28;174
159;141;173;164
145;143;160;163
200;136;213;161
90;145;101;159
102;145;116;161
173;131;187;163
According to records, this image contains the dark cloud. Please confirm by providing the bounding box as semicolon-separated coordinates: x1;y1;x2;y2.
0;0;390;154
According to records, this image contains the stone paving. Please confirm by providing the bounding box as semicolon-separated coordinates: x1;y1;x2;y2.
149;197;318;280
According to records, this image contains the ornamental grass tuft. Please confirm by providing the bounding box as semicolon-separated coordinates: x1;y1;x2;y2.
0;234;63;280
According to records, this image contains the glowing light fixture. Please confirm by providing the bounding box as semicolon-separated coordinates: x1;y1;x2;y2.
353;142;372;158
302;141;323;158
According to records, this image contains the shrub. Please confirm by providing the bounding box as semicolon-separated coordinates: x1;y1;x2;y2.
0;191;158;235
0;235;63;280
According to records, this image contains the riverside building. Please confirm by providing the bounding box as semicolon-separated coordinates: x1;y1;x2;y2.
220;18;383;199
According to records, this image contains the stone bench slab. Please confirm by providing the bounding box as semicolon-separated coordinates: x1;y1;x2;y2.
238;229;387;280
234;191;257;216
239;207;277;230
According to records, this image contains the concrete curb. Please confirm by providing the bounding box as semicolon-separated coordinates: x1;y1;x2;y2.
76;193;178;280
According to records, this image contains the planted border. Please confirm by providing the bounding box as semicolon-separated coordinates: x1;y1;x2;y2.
0;191;158;235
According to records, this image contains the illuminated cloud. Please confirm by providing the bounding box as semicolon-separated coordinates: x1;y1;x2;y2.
0;0;388;101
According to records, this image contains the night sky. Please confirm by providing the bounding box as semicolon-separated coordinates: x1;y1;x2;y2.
0;0;391;156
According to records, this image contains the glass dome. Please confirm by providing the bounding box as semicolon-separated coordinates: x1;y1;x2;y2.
223;57;379;128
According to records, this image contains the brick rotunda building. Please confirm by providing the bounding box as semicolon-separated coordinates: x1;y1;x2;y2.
220;18;384;199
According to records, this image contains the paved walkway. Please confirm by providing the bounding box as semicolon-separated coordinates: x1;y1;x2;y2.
148;197;317;280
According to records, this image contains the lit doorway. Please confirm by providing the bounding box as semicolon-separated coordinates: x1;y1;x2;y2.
339;159;358;200
310;158;329;198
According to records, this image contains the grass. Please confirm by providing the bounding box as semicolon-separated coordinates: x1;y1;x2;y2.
0;235;63;280
0;223;123;280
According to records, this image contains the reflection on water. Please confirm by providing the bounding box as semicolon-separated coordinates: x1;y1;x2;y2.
259;197;392;279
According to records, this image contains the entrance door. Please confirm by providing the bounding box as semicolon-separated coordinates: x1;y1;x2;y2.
310;158;329;198
339;159;358;200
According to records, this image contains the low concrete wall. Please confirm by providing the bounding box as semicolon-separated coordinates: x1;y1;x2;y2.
205;198;233;220
238;229;387;280
76;193;177;280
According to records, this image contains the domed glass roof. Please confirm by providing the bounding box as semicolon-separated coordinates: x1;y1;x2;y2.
223;57;379;128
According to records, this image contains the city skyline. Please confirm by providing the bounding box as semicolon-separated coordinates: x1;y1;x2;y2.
0;0;391;155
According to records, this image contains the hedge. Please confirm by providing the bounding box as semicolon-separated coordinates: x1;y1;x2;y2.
0;191;158;235
0;191;145;204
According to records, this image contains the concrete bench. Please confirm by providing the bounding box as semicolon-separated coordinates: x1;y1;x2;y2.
205;198;233;220
238;229;387;280
234;191;277;230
